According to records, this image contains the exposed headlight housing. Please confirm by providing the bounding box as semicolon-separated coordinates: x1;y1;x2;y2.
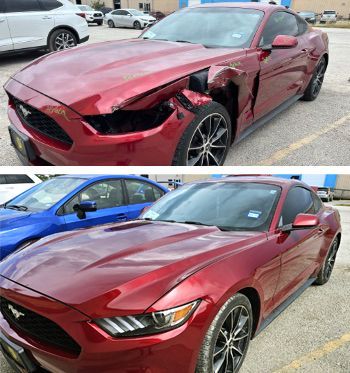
94;300;200;337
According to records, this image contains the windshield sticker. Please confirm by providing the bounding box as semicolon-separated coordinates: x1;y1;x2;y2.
144;210;159;220
270;190;277;194
248;210;262;219
232;33;243;39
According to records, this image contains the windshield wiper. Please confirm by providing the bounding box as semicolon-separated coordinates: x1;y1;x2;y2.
175;40;198;44
6;205;28;211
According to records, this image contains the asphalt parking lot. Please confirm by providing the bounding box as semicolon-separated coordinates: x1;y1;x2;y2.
0;26;349;166
1;202;349;372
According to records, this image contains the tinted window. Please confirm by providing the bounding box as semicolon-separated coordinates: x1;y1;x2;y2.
64;179;124;214
113;10;121;15
260;11;299;46
40;0;62;10
280;187;314;226
0;1;5;12
0;175;6;184
312;193;323;213
5;175;34;184
143;182;281;232
119;10;128;16
6;0;42;12
125;180;164;204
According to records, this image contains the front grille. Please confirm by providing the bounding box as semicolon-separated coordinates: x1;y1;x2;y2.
94;13;102;17
12;97;73;146
0;297;81;355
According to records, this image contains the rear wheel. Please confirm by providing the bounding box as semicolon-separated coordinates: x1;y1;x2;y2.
315;237;339;285
196;293;253;373
134;21;142;30
48;29;77;52
172;102;232;166
302;57;326;101
108;19;115;28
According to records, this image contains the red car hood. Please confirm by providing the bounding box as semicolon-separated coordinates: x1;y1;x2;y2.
11;39;244;115
0;221;265;318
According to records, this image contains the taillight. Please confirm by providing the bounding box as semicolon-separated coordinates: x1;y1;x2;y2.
76;12;86;18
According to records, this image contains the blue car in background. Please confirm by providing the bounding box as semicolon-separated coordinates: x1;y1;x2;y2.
0;174;168;259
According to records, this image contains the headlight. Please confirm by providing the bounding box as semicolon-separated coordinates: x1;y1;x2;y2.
94;300;200;337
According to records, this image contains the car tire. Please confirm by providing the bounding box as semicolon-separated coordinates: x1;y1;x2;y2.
196;293;253;373
108;20;115;28
172;102;232;166
301;56;326;101
48;29;77;52
315;237;339;285
134;21;142;30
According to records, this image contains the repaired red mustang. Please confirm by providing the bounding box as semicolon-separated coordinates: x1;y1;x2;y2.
4;3;328;166
0;177;341;372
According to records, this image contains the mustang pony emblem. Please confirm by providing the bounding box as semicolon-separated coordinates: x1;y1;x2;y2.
8;304;25;319
44;106;70;121
18;104;31;118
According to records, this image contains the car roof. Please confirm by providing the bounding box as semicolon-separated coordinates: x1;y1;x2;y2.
190;2;286;13
190;176;310;189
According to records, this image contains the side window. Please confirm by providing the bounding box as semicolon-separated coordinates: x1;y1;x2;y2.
63;180;124;214
120;10;128;16
312;193;323;213
125;180;164;205
40;0;63;11
112;10;120;15
0;1;5;12
280;187;314;226
260;11;299;46
0;175;7;184
5;175;35;184
6;0;42;12
297;16;308;35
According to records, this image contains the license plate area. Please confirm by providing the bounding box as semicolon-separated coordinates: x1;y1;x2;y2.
8;126;36;161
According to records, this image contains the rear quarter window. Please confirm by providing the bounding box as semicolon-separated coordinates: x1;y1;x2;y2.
40;0;63;11
5;0;42;12
5;175;35;184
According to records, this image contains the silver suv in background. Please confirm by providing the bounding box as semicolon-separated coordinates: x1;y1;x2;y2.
105;8;156;30
0;0;89;53
320;10;337;23
77;5;103;26
0;174;42;204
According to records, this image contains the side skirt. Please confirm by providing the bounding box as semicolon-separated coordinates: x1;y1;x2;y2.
235;94;303;144
255;277;316;336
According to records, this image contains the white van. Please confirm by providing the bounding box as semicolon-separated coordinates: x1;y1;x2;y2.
0;0;89;53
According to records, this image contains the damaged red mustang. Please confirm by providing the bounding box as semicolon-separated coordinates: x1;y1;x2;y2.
5;3;329;165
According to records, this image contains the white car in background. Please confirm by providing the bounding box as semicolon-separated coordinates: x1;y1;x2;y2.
0;174;42;204
77;5;103;26
320;10;337;23
0;0;89;53
106;8;156;30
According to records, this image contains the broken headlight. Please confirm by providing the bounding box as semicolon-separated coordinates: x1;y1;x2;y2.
84;102;174;135
94;300;200;337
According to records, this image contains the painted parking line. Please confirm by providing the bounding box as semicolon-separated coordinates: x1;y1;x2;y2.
258;113;350;166
273;332;350;372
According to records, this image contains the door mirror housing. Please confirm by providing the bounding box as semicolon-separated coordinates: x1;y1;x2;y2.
281;213;319;232
73;201;97;220
272;35;298;49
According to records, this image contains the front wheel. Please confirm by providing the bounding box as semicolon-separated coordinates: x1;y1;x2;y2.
134;21;142;30
315;237;339;285
172;102;232;166
196;293;253;373
302;56;326;101
48;29;77;52
108;19;115;28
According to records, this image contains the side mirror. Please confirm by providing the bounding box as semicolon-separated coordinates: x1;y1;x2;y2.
271;35;298;49
281;213;319;232
73;200;97;220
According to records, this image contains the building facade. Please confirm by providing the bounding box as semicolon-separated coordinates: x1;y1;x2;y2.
291;0;350;18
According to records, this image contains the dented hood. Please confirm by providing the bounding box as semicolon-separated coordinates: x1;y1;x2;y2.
0;220;265;318
11;39;245;115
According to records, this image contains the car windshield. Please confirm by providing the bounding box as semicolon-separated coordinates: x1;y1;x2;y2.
142;182;281;231
141;7;264;48
323;11;335;14
4;177;86;212
299;12;314;16
129;9;145;16
78;5;93;11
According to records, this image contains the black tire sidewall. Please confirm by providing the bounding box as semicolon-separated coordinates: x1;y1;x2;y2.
49;29;77;52
315;237;339;285
134;21;141;29
302;56;326;101
108;20;114;28
173;102;232;166
196;293;253;373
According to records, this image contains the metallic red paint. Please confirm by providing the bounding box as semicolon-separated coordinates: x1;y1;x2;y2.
0;177;341;372
4;4;329;165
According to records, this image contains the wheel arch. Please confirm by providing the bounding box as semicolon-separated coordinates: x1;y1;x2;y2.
238;287;261;337
47;26;80;47
322;53;329;69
